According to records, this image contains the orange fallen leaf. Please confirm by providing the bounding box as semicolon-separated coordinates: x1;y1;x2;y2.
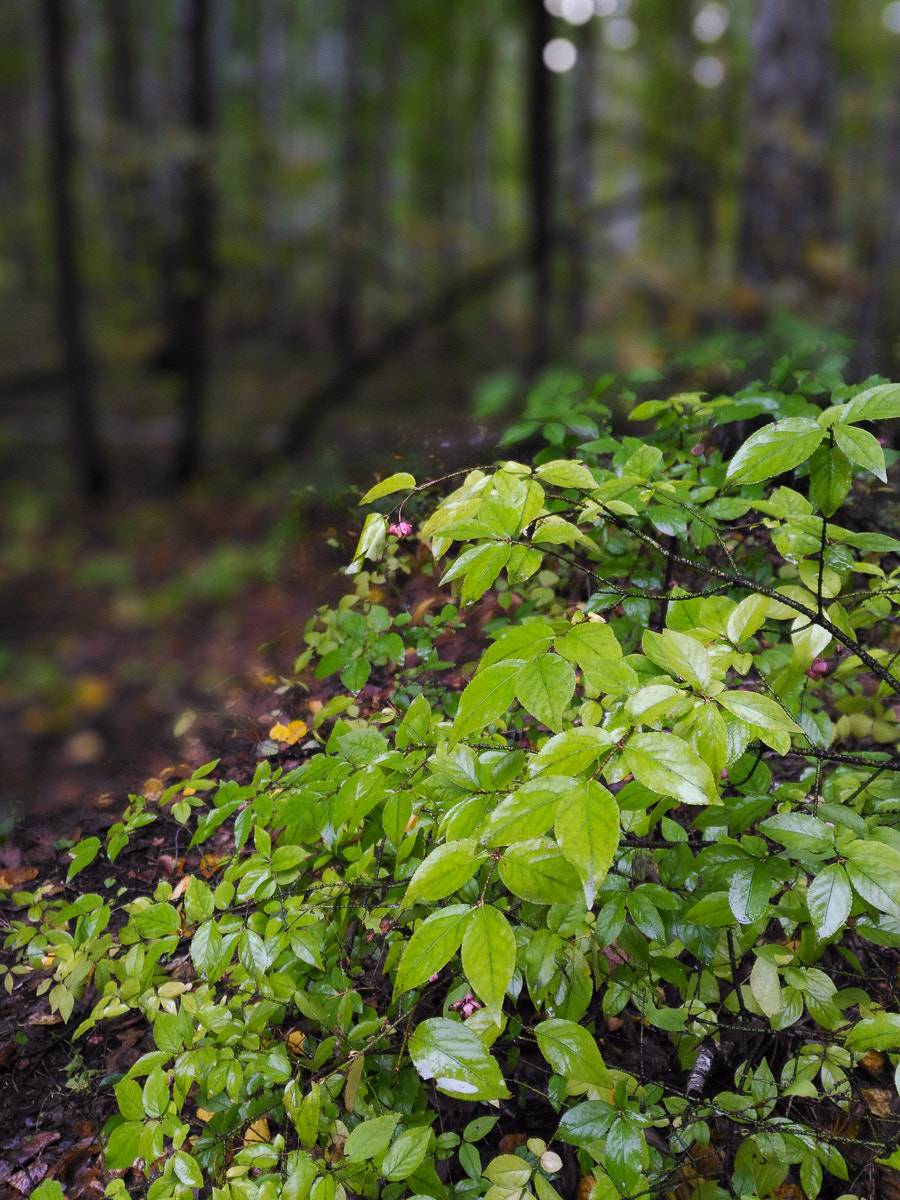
0;867;38;890
860;1049;886;1078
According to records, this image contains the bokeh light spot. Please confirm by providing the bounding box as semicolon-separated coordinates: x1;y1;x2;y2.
543;38;578;72
693;55;725;88
604;17;638;49
562;0;595;25
693;3;729;43
884;1;900;31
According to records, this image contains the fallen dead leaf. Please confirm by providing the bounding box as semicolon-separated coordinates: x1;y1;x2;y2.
245;1117;270;1143
861;1086;894;1117
142;777;164;801
269;718;308;744
860;1049;886;1078
286;1028;306;1055
27;1012;62;1025
0;866;38;890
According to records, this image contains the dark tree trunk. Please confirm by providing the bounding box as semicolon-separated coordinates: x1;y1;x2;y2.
853;75;900;380
102;0;138;124
170;0;215;486
525;0;554;366
100;0;149;264
566;17;597;336
736;0;833;286
42;0;109;501
333;0;367;359
0;3;36;288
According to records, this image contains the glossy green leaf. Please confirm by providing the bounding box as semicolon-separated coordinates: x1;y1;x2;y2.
483;1155;532;1188
480;620;556;670
394;905;471;996
717;690;802;735
534;459;598;489
555;782;620;908
725;594;770;645
442;542;511;605
528;726;616;777
403;841;484;907
515;654;576;732
659;628;711;691
845;1011;900;1052
408;1017;508;1100
726;418;825;485
845;840;900;919
382;1126;432;1181
750;957;782;1017
807;863;852;939
133;902;181;939
172;1152;204;1188
555;621;623;692
115;1077;145;1122
462;905;516;1010
833;424;887;482
452;662;521;742
347;512;387;574
499;838;582;905
480;776;571;845
621;732;717;805
758;813;833;857
104;1120;144;1170
535;1018;613;1090
66;837;101;883
343;1116;401;1164
809;444;852;517
842;381;900;421
360;472;416;504
728;860;773;925
142;1067;169;1119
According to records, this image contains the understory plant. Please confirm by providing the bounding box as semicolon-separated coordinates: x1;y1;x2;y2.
8;365;900;1200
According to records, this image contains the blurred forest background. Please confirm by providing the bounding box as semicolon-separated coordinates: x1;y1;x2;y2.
4;0;900;823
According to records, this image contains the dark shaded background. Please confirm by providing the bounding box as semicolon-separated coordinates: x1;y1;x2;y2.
3;0;900;823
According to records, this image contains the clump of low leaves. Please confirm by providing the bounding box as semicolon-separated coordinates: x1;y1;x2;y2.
8;363;900;1200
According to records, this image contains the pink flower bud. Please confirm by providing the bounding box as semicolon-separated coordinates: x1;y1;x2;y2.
806;658;829;680
388;521;413;538
690;443;704;457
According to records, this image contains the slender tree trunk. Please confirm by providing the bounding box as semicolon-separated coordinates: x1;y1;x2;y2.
170;0;215;486
369;0;398;297
100;0;148;264
854;75;900;379
41;0;109;500
567;17;597;335
736;0;833;285
333;0;367;359
0;2;36;288
525;0;554;366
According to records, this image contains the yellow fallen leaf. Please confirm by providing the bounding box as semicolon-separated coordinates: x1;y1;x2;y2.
196;1107;215;1123
245;1117;270;1143
269;719;308;745
286;1029;307;1055
143;777;164;801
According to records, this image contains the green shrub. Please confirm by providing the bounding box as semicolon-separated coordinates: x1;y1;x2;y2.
8;368;900;1200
